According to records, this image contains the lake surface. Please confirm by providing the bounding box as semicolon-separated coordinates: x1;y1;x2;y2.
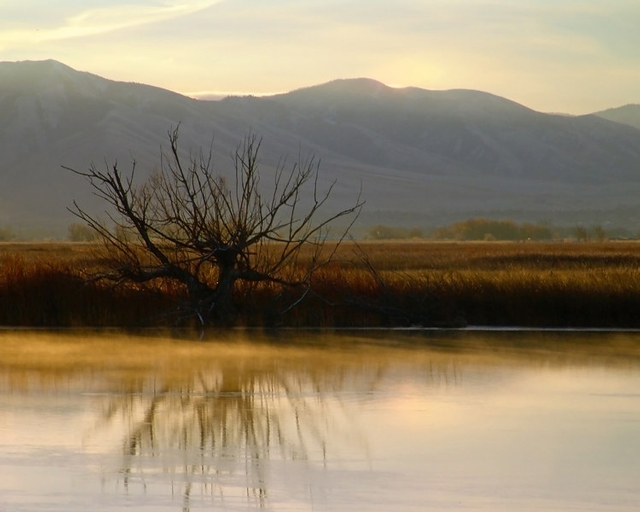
1;330;640;511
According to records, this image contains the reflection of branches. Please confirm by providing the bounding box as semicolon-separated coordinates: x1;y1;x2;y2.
0;331;493;510
100;358;382;510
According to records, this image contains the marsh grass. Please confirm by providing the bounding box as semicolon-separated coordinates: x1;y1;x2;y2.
0;244;178;327
3;241;640;327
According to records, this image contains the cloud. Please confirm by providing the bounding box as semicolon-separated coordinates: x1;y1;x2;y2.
0;0;222;49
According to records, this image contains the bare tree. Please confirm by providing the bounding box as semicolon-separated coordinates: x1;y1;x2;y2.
66;127;362;326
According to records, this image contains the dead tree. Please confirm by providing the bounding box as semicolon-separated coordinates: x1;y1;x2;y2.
66;127;362;325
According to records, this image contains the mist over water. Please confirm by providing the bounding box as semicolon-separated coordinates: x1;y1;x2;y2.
1;330;640;511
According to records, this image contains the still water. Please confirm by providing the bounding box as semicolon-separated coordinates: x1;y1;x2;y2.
1;330;639;511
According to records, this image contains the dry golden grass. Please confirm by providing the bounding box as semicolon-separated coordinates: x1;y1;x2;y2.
0;242;96;263
299;241;640;327
3;240;640;328
0;242;178;327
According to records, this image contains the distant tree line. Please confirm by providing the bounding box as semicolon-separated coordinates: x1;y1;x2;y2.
433;218;553;241
574;225;608;242
366;225;423;240
432;219;622;241
67;222;99;242
364;218;619;242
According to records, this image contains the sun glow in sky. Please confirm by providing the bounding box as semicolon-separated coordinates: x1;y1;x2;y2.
1;0;638;114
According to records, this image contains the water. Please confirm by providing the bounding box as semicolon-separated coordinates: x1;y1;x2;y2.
1;330;639;511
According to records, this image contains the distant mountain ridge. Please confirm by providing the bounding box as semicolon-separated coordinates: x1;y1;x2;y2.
250;78;640;183
1;60;640;237
593;104;640;130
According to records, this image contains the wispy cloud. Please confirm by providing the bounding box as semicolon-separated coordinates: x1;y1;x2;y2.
0;0;222;48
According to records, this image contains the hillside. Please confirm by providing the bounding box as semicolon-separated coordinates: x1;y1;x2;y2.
1;60;640;237
594;104;640;131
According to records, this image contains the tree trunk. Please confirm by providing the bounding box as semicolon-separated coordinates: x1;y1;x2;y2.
210;264;238;326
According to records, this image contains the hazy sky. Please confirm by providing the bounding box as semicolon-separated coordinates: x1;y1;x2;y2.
1;0;638;113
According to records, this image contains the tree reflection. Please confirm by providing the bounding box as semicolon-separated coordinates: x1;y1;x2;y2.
99;347;385;510
1;330;532;510
3;331;640;512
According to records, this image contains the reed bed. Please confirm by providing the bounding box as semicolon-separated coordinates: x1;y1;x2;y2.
0;245;178;327
2;241;640;328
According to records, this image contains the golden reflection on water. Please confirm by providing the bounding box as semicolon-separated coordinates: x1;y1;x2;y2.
2;330;640;510
3;329;640;375
0;331;396;509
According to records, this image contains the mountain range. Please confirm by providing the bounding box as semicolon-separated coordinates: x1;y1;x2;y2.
2;59;640;238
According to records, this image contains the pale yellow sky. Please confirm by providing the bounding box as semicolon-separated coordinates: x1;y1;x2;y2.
1;0;639;114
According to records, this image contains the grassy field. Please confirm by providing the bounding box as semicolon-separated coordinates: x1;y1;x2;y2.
2;241;640;328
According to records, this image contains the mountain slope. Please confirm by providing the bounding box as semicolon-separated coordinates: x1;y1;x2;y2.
0;60;242;232
594;104;640;130
242;78;640;183
2;60;640;236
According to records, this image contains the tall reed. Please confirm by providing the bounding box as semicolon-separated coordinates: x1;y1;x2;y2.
3;241;640;328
